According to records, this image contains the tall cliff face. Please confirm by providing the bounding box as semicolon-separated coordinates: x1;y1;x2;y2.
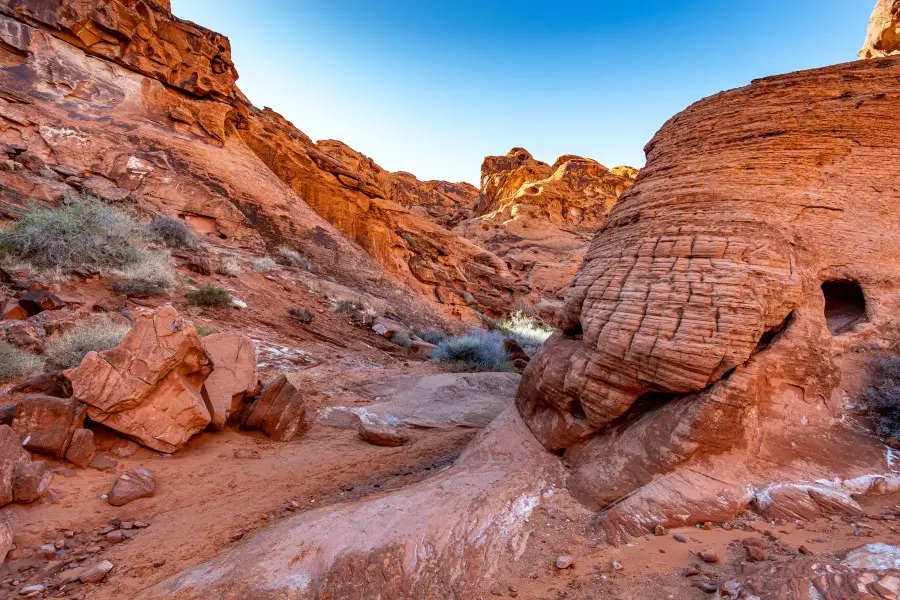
517;54;900;536
454;148;636;316
860;0;900;58
0;0;530;322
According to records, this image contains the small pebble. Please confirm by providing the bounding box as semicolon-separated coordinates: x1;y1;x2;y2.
554;555;574;569
699;550;719;563
673;534;687;543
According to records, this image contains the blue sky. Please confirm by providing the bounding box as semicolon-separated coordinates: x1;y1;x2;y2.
173;1;874;185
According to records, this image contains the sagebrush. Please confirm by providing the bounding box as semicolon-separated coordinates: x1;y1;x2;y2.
186;284;233;307
0;197;141;273
288;307;315;324
277;247;314;271
493;310;552;356
430;330;510;371
865;356;900;440
145;216;199;249
216;255;243;276
109;252;176;297
252;257;278;273
391;331;412;348
0;342;44;381
44;315;130;370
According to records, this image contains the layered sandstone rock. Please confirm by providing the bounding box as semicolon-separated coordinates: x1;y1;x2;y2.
65;306;212;453
0;1;441;324
455;149;635;316
517;54;900;539
861;0;900;58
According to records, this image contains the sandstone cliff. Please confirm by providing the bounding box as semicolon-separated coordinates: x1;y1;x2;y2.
861;0;900;58
455;148;636;316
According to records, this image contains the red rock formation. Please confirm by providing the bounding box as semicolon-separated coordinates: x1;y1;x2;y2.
517;54;900;539
861;0;900;58
455;148;635;316
0;0;449;322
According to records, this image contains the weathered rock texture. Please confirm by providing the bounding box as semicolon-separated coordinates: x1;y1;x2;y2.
455;149;635;316
200;332;257;429
65;305;212;453
861;0;900;58
143;407;564;599
517;54;900;539
0;0;449;323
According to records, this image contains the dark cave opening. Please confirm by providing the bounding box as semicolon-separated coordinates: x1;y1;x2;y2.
822;280;867;335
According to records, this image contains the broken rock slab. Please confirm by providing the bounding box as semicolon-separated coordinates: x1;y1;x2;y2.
0;425;28;506
65;428;96;468
12;460;52;503
358;422;411;447
65;305;213;453
200;332;257;429
108;468;155;506
240;375;306;442
11;395;86;458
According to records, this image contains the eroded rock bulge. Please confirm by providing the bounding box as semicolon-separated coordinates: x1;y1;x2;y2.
861;0;900;58
517;55;900;539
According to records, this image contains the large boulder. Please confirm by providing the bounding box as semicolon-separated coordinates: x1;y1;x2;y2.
200;332;257;429
65;306;213;453
240;375;306;442
516;53;900;539
861;0;900;58
11;395;86;458
0;425;28;507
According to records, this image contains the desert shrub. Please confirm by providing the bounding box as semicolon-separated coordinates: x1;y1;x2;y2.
430;330;509;371
145;215;199;249
391;331;412;348
277;247;314;271
196;325;216;337
44;315;130;370
216;255;243;276
0;342;44;381
288;307;315;324
109;252;176;297
416;328;446;345
0;197;141;272
865;356;900;440
493;310;552;356
252;257;278;273
332;299;364;314
186;284;233;307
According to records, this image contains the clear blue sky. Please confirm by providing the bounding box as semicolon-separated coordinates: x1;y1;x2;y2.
173;1;874;185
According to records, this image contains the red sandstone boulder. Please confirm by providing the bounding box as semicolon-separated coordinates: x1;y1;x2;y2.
861;0;900;58
0;521;11;565
12;459;52;503
65;306;213;453
11;395;86;459
0;425;28;507
200;332;257;429
358;422;411;447
107;468;155;506
240;375;306;442
65;428;96;468
17;289;65;316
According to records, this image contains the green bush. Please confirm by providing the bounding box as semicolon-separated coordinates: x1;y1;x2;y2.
430;331;509;371
391;331;412;348
145;216;199;249
288;307;315;324
277;247;314;271
416;328;446;345
252;257;278;273
109;252;176;297
493;310;552;356
0;197;141;272
0;342;44;381
186;284;233;307
865;356;900;441
332;299;364;314
44;315;130;370
196;324;216;337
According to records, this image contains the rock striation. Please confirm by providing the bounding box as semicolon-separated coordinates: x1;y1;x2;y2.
861;0;900;58
517;53;900;538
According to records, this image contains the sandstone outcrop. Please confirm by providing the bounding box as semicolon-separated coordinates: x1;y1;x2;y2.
517;53;900;539
65;306;212;453
240;374;306;441
861;0;900;58
200;332;257;429
455;149;635;316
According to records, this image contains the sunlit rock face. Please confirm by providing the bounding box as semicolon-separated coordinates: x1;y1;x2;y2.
860;0;900;58
517;54;900;538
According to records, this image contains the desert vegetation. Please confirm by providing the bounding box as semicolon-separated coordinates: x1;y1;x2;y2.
491;310;552;356
0;341;45;381
430;330;513;371
865;356;900;441
252;257;279;273
277;247;315;271
145;215;200;250
44;315;131;370
186;284;233;307
288;307;315;324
